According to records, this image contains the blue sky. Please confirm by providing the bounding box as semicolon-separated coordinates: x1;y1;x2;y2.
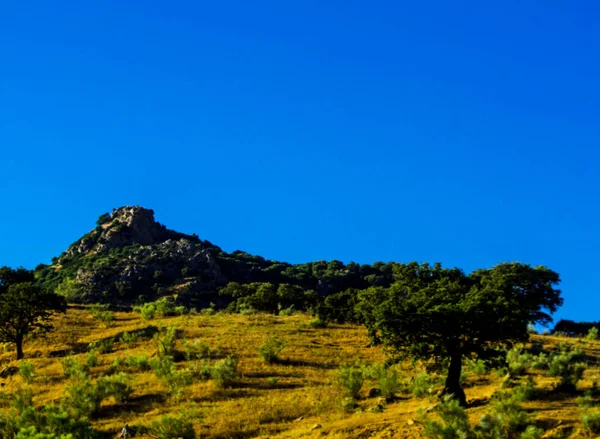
1;1;598;324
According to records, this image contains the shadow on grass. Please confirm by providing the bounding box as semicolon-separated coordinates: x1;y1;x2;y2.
278;358;335;370
48;343;89;357
98;393;168;417
231;380;303;391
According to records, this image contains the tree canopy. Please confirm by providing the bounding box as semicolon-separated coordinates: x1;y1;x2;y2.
356;262;562;406
0;268;67;360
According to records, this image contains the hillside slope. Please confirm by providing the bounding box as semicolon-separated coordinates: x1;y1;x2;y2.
0;308;597;438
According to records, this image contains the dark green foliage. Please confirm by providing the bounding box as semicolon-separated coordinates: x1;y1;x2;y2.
317;288;361;323
553;319;600;337
357;262;562;406
0;275;67;359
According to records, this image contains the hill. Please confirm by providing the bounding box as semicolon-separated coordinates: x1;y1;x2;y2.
0;308;598;438
34;206;404;307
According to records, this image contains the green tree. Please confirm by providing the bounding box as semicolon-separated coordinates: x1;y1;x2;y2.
357;262;562;406
0;282;67;359
0;266;35;293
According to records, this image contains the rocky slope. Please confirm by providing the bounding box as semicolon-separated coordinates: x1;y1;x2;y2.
35;206;402;307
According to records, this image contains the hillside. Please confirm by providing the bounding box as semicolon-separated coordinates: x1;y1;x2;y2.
0;307;598;438
34;206;405;307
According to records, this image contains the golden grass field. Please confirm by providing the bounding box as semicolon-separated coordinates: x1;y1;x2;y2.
1;307;599;438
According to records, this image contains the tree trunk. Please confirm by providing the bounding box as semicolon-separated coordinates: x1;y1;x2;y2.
16;337;24;360
441;353;467;407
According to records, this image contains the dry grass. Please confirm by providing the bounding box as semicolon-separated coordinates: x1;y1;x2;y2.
0;308;598;438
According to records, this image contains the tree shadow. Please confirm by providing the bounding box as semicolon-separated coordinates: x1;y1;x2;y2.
98;393;167;417
278;358;335;369
230;380;303;391
48;342;89;357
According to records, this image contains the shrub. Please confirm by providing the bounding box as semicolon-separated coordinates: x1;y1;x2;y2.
309;318;328;328
60;356;88;379
87;338;113;354
412;372;436;399
183;340;217;360
149;415;195;439
124;354;150;371
278;305;295;316
85;350;99;368
548;348;586;392
210;356;239;389
96;373;132;403
18;362;35;384
258;335;285;364
154;326;177;359
0;403;100;439
88;304;114;327
62;373;131;418
530;353;549;370
421;395;472;439
579;392;600;435
475;392;541;438
336;365;364;399
120;331;139;345
587;327;599;341
465;359;487;376
362;363;404;400
506;345;531;376
134;302;156;320
512;377;544;402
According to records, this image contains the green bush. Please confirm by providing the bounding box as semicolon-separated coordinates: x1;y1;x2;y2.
336;365;364;399
579;392;600;435
421;395;472;439
183;340;217;360
258;335;285;364
61;371;131;418
209;356;239;389
412;372;436;399
587;327;599;341
88;304;114;327
87;338;114;354
476;392;539;438
85;350;99;368
134;302;157;320
362;363;404;400
124;354;150;371
309;318;328;328
133;298;183;320
149;415;195;439
120;331;139;344
465;359;487;376
96;373;132;403
506;345;531;376
60;357;88;379
0;403;100;439
18;362;35;384
154;326;178;358
548;348;586;392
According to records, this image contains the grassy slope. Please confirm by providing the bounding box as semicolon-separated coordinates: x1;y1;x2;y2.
0;308;598;438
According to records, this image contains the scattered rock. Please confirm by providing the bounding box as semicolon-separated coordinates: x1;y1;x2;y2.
311;424;322;431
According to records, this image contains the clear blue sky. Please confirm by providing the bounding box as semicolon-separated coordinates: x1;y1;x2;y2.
1;1;598;324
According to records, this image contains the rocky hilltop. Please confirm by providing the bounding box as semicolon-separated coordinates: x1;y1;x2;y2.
35;206;403;308
38;206;226;305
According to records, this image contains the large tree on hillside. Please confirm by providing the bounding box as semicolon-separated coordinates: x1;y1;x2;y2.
0;279;67;360
356;262;562;406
